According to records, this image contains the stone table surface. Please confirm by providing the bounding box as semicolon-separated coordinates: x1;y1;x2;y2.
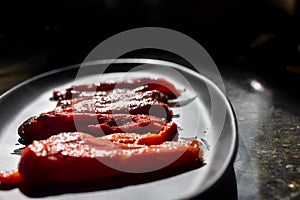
223;69;300;200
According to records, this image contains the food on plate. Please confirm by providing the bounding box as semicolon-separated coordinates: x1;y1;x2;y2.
56;88;168;104
55;96;172;121
18;82;176;143
1;122;203;184
19;89;174;143
53;77;181;100
0;76;205;187
18;113;170;144
0;170;24;185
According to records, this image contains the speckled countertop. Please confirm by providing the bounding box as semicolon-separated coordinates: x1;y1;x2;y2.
224;69;300;200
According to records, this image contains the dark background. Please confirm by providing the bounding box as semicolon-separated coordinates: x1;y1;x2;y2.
0;0;299;81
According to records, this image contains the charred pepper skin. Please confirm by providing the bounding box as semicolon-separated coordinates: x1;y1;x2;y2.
18;124;202;183
53;78;181;100
19;89;174;143
55;90;173;122
2;123;203;185
18;113;168;143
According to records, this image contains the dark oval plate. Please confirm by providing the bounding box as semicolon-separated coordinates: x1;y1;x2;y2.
0;59;237;199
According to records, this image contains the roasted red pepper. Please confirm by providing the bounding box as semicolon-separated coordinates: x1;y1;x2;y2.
1;122;203;185
53;77;181;100
0;170;24;185
103;121;178;145
18;132;202;183
18;112;169;144
56;94;172;121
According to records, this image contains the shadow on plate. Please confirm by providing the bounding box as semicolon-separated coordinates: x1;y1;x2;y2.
194;165;238;200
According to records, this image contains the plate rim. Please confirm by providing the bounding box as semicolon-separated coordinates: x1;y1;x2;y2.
0;58;238;198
